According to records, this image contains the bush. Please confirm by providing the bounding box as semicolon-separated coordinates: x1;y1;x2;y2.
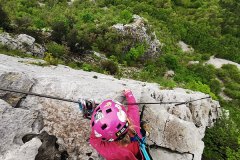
44;52;58;65
0;4;11;31
46;42;67;58
186;81;217;99
119;10;133;24
163;54;179;70
224;89;240;100
101;60;119;75
203;100;240;160
210;79;222;95
51;21;68;44
125;44;146;64
14;16;32;29
82;13;94;23
82;63;93;72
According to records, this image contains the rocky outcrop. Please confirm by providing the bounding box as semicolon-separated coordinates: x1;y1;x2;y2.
2;138;42;160
112;15;162;58
0;54;220;160
206;56;240;69
0;33;45;57
0;72;35;107
178;41;194;53
141;88;220;159
0;99;41;159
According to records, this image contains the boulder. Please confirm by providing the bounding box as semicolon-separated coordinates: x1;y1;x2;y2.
178;41;194;53
164;70;175;79
0;32;45;58
112;15;162;58
2;138;42;160
0;99;41;159
188;61;199;65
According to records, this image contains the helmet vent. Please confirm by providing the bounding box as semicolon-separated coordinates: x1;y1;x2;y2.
117;123;121;129
106;108;112;113
101;124;107;130
92;121;94;127
102;138;106;141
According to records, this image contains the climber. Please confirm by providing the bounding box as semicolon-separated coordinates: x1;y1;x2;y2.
89;89;151;160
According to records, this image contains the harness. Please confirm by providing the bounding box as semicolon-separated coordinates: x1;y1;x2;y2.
131;133;151;160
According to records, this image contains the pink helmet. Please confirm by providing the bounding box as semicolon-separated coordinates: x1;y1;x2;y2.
91;99;129;142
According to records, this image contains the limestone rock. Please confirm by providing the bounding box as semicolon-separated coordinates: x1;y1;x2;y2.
150;148;193;160
0;72;35;107
22;131;69;160
0;99;40;158
112;15;162;58
178;41;194;53
0;32;45;57
164;70;175;79
206;56;240;69
2;138;42;160
188;61;199;65
141;88;220;160
0;54;221;160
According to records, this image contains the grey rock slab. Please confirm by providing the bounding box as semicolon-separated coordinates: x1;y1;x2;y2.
0;54;221;160
112;14;162;58
0;32;45;57
0;72;35;107
150;148;193;160
1;137;42;160
140;90;218;160
0;99;39;157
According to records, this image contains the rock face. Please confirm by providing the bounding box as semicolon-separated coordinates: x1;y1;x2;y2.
178;41;194;53
2;138;42;160
0;33;45;57
141;88;220;159
206;56;240;69
0;99;41;159
164;70;175;79
0;54;221;160
112;15;162;58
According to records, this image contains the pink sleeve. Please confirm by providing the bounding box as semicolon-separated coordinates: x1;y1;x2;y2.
125;91;141;129
89;130;137;160
89;130;114;159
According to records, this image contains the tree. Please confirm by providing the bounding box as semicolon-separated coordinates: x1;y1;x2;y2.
51;21;68;44
0;4;11;31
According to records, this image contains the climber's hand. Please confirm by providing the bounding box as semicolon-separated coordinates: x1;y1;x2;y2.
123;89;132;97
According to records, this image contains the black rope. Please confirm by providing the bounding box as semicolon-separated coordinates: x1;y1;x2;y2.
0;87;80;103
0;87;211;106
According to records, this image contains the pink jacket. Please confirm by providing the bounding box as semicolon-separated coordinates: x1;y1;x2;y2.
89;91;143;160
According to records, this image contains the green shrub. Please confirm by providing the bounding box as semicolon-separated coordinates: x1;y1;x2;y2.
44;52;58;65
82;13;94;23
163;54;179;70
210;79;222;95
119;9;133;24
0;4;11;31
224;89;240;100
221;64;240;82
101;60;119;75
203;100;240;160
82;63;93;72
186;81;217;99
51;21;68;44
125;44;146;64
46;42;66;58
